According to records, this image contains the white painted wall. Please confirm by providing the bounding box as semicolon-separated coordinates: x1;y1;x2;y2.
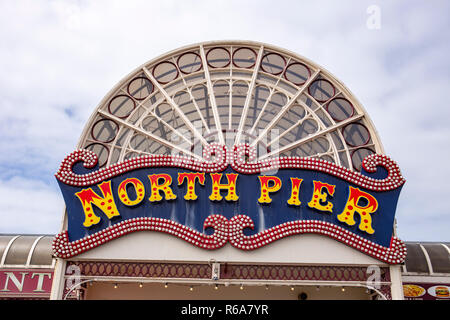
75;232;384;266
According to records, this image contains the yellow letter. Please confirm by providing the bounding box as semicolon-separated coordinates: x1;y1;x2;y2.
337;186;378;234
148;174;177;202
118;178;146;206
75;180;120;227
258;176;282;204
307;181;335;212
287;178;303;206
209;173;239;201
178;172;205;200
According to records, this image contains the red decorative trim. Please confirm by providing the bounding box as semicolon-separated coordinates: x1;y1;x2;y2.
53;214;406;264
62;261;392;299
55;144;229;187
82;143;109;168
66;261;211;279
55;144;406;192
351;147;375;171
220;264;390;282
65;260;389;283
54;144;406;263
230;144;405;191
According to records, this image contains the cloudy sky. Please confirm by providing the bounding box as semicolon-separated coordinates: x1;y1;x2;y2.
0;0;449;243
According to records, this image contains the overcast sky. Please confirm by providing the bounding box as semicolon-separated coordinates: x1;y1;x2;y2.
0;0;449;243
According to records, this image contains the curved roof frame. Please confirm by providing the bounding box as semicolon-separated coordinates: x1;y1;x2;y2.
0;235;55;268
76;40;385;173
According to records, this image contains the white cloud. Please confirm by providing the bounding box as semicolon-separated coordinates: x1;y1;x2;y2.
0;176;64;234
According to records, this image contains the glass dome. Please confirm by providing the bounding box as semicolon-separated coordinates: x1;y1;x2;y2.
77;41;383;172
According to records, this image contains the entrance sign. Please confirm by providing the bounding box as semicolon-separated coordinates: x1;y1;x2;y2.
0;269;53;298
53;144;406;264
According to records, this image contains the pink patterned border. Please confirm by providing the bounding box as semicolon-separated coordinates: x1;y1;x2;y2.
53;214;406;264
55;144;405;192
53;144;406;263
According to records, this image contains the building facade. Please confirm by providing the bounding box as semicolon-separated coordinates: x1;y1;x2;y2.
1;41;448;300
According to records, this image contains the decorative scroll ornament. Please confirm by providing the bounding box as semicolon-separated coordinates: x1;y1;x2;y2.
56;144;405;191
53;144;406;264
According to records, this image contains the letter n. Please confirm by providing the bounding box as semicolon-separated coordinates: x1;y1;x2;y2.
75;180;120;227
1;272;28;292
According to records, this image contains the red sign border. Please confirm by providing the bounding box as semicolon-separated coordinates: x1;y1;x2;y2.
53;144;406;264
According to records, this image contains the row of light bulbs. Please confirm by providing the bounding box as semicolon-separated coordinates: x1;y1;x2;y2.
111;282;350;292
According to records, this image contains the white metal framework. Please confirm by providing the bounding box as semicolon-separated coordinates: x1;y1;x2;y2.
77;41;384;171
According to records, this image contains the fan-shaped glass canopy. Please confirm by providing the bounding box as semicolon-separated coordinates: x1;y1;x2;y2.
77;41;383;172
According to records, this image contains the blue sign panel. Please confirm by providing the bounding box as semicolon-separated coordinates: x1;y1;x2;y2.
53;145;407;264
